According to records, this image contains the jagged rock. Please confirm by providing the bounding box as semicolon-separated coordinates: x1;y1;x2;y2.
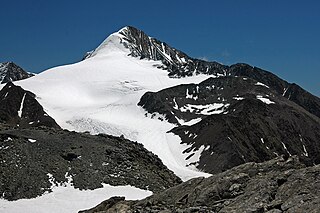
0;126;181;200
138;76;320;174
0;62;34;84
0;82;60;129
81;156;320;213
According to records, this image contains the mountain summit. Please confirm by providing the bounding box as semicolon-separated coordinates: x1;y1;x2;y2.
85;26;227;77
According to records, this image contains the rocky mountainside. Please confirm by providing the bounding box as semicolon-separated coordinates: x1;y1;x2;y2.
80;156;320;213
0;82;60;129
0;62;34;84
0;83;181;201
0;125;181;201
138;76;320;174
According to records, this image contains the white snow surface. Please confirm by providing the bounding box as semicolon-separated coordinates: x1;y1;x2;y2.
0;182;152;213
13;27;211;181
179;103;229;115
256;95;275;104
28;139;36;143
255;82;269;88
17;93;26;118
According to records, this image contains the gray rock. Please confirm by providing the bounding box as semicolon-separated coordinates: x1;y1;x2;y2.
0;126;181;200
0;62;34;84
81;156;320;212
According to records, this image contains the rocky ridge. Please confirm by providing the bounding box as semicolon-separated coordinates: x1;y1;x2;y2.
138;76;320;174
0;82;60;129
80;156;320;213
0;62;34;84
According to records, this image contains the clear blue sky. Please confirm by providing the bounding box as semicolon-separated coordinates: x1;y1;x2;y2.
1;0;319;96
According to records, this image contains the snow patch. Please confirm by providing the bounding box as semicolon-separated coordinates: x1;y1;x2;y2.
181;117;202;126
255;82;269;88
281;142;291;156
18;93;26;117
186;88;198;100
28;139;37;143
302;145;309;157
0;182;152;213
179;103;229;115
256;95;275;104
283;87;289;96
233;97;244;100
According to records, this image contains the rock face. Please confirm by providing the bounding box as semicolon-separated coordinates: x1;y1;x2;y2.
0;62;34;84
0;126;181;201
86;26;320;119
80;156;320;213
0;82;60;129
139;76;320;174
228;63;320;119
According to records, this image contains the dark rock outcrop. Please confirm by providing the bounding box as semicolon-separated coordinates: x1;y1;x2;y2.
0;126;181;201
0;62;34;84
0;82;60;129
229;63;320;119
80;156;320;213
138;76;320;174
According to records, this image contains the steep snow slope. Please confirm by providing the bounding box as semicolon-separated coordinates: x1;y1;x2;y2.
15;27;212;180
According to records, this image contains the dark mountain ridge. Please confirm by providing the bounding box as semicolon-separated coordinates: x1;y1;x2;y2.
0;62;34;84
138;76;320;174
0;82;60;129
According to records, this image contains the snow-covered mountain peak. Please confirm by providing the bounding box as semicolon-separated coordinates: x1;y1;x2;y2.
84;26;227;77
84;28;131;59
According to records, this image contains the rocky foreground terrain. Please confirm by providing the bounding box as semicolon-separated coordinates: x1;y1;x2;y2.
81;156;320;213
0;125;181;201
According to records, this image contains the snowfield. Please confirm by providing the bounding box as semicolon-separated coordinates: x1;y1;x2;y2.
3;27;214;212
0;182;152;213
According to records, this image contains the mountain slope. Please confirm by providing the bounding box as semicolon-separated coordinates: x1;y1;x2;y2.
87;27;320;119
229;63;320;118
12;27;213;180
0;62;34;84
0;125;180;201
138;76;320;173
10;26;320;180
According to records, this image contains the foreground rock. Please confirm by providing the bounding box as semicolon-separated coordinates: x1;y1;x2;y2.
0;125;181;200
80;156;320;213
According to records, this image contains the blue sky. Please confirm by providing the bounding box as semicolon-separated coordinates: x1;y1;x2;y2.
0;0;319;96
